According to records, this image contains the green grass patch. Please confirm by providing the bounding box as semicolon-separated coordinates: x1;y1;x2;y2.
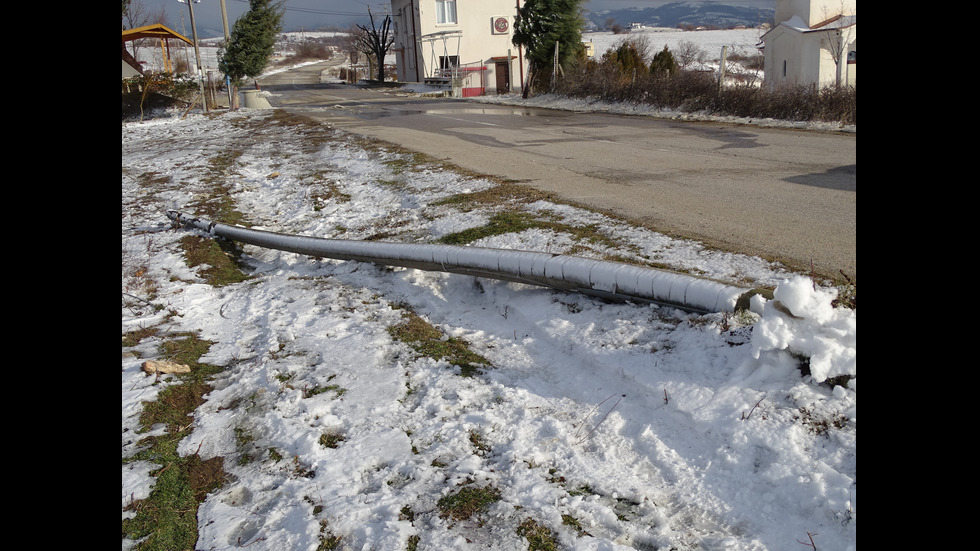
436;211;622;253
319;431;346;449
431;182;559;212
382;152;431;175
234;425;259;466
437;483;502;522
308;174;352;210
388;309;490;377
122;326;160;349
517;518;560;551
561;514;591;537
567;484;596;497
316;521;344;550
135;171;171;190
437;212;539;245
180;149;249;227
122;332;228;551
469;430;492;456
179;235;250;287
306;384;347;398
268;447;284;462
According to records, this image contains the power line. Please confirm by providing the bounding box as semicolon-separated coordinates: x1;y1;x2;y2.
226;0;365;17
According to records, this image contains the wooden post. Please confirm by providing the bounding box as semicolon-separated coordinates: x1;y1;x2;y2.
718;45;728;90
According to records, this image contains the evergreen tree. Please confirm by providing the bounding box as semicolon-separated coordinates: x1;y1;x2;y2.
607;41;647;76
650;46;679;76
219;0;285;86
512;0;585;94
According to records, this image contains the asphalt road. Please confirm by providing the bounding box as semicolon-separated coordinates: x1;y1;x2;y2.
256;62;856;281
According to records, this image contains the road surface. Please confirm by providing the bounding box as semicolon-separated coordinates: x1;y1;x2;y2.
256;62;856;282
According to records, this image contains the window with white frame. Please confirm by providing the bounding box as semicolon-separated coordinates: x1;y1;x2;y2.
435;0;457;24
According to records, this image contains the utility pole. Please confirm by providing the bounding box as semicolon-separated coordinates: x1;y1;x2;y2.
219;0;236;108
182;0;208;112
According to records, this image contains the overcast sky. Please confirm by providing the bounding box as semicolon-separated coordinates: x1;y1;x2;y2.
128;0;775;39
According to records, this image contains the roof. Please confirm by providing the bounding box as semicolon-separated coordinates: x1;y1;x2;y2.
122;45;143;76
420;30;463;40
811;14;856;32
759;14;855;43
122;24;192;45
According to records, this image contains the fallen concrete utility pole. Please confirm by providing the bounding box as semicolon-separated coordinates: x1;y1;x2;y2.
167;210;766;314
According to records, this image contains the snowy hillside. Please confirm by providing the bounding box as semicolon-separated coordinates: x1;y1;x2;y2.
584;1;774;30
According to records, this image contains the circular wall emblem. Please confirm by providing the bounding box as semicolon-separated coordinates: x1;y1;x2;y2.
494;17;509;33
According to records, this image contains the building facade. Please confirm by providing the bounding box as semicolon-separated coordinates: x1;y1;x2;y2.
390;0;525;96
761;0;856;89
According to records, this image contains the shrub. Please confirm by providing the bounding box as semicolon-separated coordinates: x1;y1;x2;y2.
674;40;706;68
553;61;855;125
815;85;856;125
649;46;678;76
608;40;648;76
711;84;764;117
437;485;502;521
289;39;333;63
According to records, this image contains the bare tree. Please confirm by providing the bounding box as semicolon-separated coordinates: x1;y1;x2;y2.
674;40;706;69
819;2;856;88
123;0;169;58
616;33;651;63
353;8;394;82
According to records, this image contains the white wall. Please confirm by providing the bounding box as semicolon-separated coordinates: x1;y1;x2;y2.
391;0;523;94
764;0;856;89
776;0;856;27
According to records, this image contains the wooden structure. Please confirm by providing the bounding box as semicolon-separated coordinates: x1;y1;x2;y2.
122;24;193;76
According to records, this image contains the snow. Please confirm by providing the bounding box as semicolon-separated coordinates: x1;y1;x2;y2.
123;32;855;551
583;27;766;60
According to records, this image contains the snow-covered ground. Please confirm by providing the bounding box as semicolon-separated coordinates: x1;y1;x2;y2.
123;80;855;550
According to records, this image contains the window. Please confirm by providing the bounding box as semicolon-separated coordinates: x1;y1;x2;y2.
436;0;457;24
439;56;458;70
439;55;458;76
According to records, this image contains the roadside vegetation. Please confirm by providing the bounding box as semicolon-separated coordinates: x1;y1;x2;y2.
121;71;199;121
124;28;853;128
555;36;855;125
276;36;335;65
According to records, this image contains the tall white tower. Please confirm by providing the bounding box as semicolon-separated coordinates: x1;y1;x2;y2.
775;0;856;27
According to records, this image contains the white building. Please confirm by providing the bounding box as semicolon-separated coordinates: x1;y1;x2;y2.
389;0;525;96
760;0;856;89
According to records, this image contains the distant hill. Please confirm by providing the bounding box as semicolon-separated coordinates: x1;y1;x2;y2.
585;1;775;31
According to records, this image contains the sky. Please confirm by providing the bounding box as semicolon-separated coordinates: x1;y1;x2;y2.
129;0;775;39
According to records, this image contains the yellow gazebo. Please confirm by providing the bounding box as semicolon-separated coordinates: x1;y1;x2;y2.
122;24;193;76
